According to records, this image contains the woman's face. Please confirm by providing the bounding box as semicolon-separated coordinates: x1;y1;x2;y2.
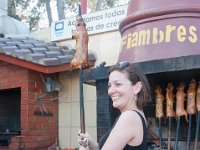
108;70;137;111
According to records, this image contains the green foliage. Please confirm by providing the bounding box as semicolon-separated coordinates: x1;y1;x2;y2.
63;0;120;16
106;0;119;7
7;0;127;31
7;0;43;31
63;0;79;16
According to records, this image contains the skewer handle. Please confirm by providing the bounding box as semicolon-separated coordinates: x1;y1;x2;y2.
174;117;180;150
194;111;200;150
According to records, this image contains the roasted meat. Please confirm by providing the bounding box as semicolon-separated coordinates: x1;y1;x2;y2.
187;79;196;114
70;16;89;69
155;85;164;118
176;83;187;121
166;83;176;117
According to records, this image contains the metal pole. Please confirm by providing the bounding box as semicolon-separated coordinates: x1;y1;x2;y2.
194;111;200;150
79;67;85;133
166;83;175;150
167;117;172;150
186;79;197;150
195;81;200;150
186;114;192;150
158;118;162;150
155;85;164;150
175;116;180;150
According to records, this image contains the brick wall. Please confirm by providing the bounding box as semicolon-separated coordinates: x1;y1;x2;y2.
0;61;58;150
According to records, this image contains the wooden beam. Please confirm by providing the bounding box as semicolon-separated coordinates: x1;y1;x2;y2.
0;54;95;74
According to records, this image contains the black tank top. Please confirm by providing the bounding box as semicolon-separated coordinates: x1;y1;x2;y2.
98;110;147;150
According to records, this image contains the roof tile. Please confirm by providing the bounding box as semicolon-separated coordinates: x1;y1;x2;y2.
33;43;49;48
5;41;23;46
22;39;42;44
30;47;48;53
11;49;32;59
57;55;74;64
0;46;18;55
17;44;34;49
25;53;46;62
38;58;61;66
46;46;62;51
0;38;11;42
44;51;62;58
61;49;75;55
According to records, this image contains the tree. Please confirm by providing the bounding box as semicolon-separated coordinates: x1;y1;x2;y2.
40;0;53;26
64;0;79;16
96;0;102;11
7;0;127;30
7;0;42;31
88;0;121;12
7;0;17;18
57;0;65;20
62;0;117;16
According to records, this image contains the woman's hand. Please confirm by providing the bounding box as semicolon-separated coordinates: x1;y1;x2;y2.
79;145;90;150
77;132;89;147
77;131;98;150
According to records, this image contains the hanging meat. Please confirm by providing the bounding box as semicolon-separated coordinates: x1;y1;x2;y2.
70;15;89;69
166;83;176;118
187;79;197;114
194;80;200;150
176;83;187;121
155;85;164;118
197;81;200;111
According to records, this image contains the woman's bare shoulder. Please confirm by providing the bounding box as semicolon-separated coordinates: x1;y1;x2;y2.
117;110;143;127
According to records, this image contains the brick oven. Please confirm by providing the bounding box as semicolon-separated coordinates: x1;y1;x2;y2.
0;62;58;149
0;37;96;149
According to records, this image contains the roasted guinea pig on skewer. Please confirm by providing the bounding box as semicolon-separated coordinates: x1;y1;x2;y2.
155;85;164;118
186;79;197;150
166;83;176;118
187;79;197;115
193;81;200;150
176;83;188;121
70;15;89;69
196;81;200;111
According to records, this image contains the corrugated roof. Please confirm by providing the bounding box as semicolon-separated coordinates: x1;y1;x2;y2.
0;37;96;73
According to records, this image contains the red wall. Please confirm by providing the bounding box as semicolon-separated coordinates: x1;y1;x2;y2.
0;61;58;150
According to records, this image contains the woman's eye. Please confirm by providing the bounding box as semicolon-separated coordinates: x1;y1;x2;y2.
115;83;121;87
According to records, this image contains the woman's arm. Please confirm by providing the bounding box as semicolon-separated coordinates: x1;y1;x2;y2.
101;111;144;150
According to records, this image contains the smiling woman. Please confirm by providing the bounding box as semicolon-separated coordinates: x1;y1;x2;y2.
77;61;151;150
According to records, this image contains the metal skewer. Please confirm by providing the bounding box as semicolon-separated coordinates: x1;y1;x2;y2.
194;111;200;150
194;81;200;150
186;79;196;150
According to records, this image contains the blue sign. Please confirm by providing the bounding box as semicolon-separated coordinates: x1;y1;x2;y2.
55;21;64;31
